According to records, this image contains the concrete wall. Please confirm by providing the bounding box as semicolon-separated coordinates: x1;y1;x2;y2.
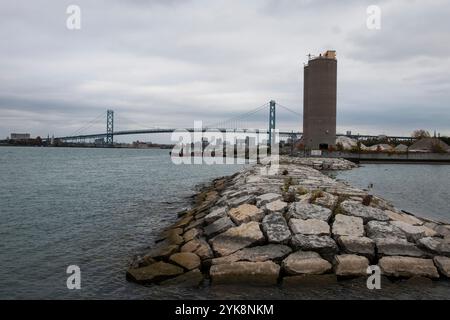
308;151;450;163
303;57;337;149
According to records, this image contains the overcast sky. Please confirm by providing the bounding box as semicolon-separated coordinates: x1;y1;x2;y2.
1;0;449;142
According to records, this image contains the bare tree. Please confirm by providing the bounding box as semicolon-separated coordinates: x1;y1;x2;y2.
411;129;431;138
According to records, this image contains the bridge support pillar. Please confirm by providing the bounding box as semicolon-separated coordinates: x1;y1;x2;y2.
106;109;114;145
268;100;276;147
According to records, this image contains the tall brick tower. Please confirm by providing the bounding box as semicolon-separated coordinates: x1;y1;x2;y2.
303;50;337;150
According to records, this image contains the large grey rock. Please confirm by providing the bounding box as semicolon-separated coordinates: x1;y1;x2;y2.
194;238;214;260
210;221;265;257
337;236;375;258
290;234;338;260
227;195;256;208
432;225;450;238
157;227;183;243
366;221;407;240
313;192;338;209
325;186;367;197
334;254;369;276
145;241;179;259
340;201;389;223
286;202;332;221
181;238;201;253
265;199;288;213
169;252;201;270
256;193;283;207
375;238;426;257
379;256;439;278
126;261;184;283
204;206;228;224
228;204;264;225
172;215;194;228
185;217;205;231
418;237;450;256
262;213;292;244
282;251;332;275
204;216;235;238
289;218;330;235
160;268;204;287
183;228;201;243
211;244;292;265
210;261;280;285
433;256;450;277
385;210;423;226
180;238;213;260
332;214;364;237
390;221;426;242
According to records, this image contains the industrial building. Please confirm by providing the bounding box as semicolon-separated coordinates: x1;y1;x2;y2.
10;133;30;140
303;50;337;150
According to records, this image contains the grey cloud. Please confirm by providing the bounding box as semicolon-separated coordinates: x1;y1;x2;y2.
0;0;449;142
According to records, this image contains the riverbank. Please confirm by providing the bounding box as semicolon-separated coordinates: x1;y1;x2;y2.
127;156;450;287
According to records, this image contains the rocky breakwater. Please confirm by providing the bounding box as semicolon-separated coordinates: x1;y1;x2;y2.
127;156;450;287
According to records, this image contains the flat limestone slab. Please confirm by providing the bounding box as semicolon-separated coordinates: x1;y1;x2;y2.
211;244;292;265
334;254;369;276
340;201;389;223
313;192;338;209
169;252;201;270
433;256;450;277
204;206;228;224
210;221;265;256
375;238;426;258
418;237;450;256
262;213;292;244
227;194;256;208
160;268;204;287
256;193;283;207
126;261;184;283
228;204;264;225
366;221;407;240
180;238;213;260
204;216;235;238
282;251;332;275
290;234;338;260
183;228;201;243
286;202;332;221
337;236;375;257
385;210;423;226
210;261;280;285
289;218;330;235
332;214;364;237
390;221;426;242
379;256;439;278
265;199;288;213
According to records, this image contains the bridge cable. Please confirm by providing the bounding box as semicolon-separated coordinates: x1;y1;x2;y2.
68;112;105;136
204;102;269;129
276;103;302;117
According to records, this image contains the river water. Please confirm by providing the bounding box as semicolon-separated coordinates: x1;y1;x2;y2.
0;147;449;299
332;163;450;224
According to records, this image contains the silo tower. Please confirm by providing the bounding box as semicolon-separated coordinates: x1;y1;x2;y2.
303;50;337;150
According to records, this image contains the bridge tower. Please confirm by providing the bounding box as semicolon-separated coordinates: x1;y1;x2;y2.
106;109;114;145
268;100;276;147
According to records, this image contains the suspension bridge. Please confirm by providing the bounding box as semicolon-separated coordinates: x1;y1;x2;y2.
53;100;304;146
51;100;415;147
